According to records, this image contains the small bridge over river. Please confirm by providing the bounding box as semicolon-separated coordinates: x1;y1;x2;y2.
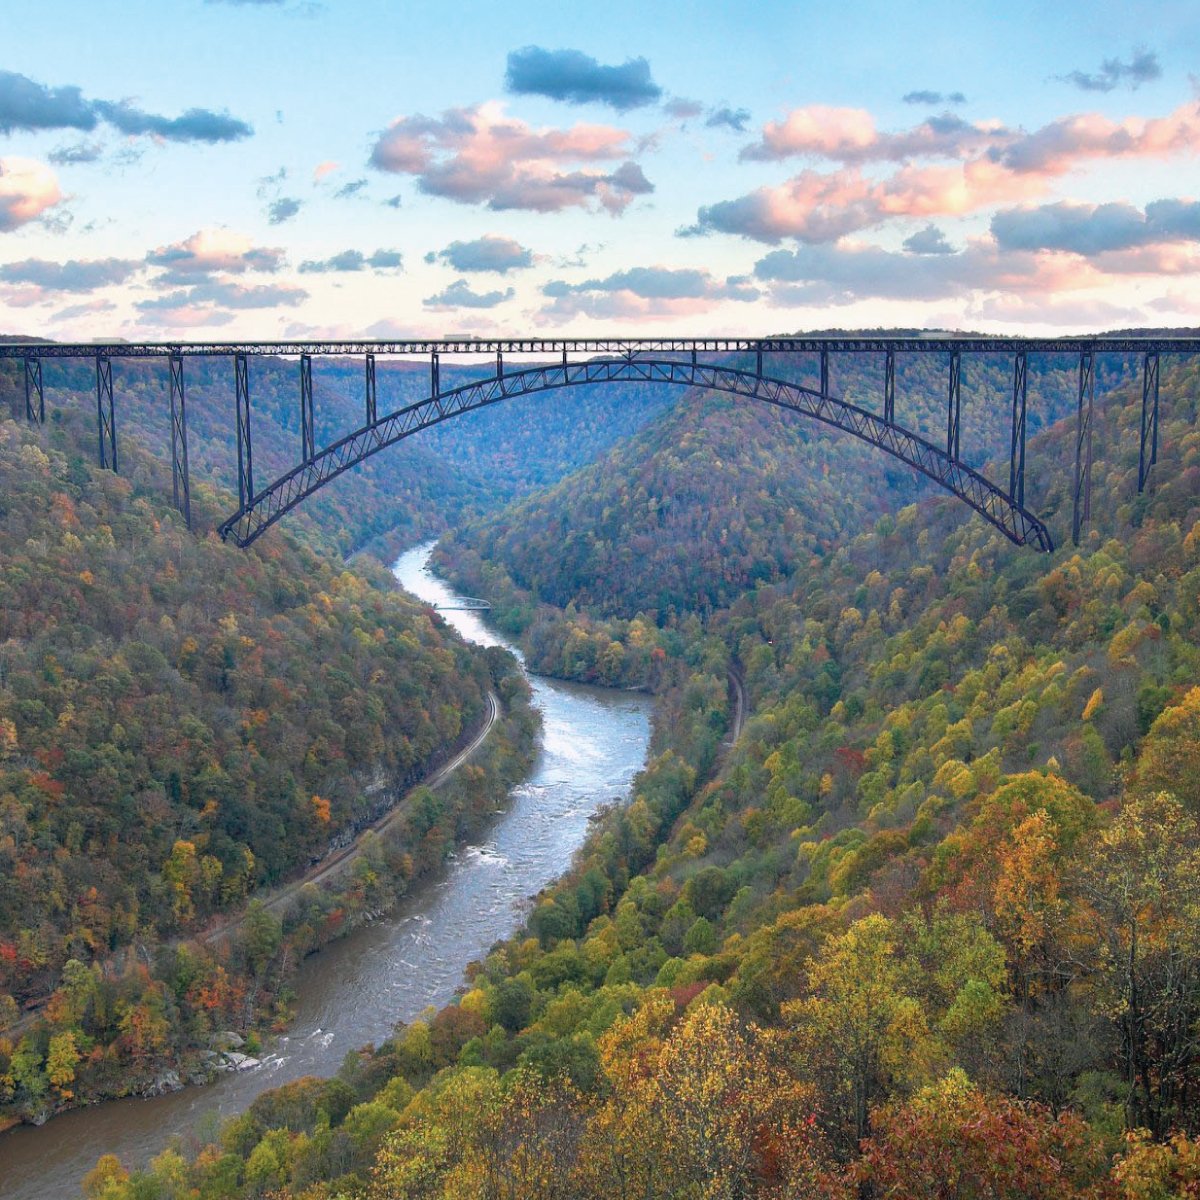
5;335;1199;553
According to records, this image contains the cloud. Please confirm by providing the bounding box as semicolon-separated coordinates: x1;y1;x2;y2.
333;177;368;199
689;97;1200;244
298;248;402;272
191;280;307;308
48;140;105;165
968;295;1148;325
991;198;1200;254
131;291;238;328
0;70;95;134
739;106;1011;165
685;159;1042;244
146;229;285;278
383;193;402;208
0;70;252;143
706;106;751;132
737;97;1200;173
504;46;661;111
902;90;966;106
92;100;252;143
426;235;533;273
423;279;515;309
369;101;652;214
903;224;954;254
995;99;1200;173
51;299;118;321
136;280;307;323
313;160;339;182
268;197;302;224
205;0;286;5
664;97;704;120
1058;48;1161;93
749;237;1142;307
0;157;63;231
538;264;759;322
0;257;139;291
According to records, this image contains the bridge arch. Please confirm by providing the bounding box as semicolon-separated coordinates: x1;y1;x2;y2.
218;356;1054;551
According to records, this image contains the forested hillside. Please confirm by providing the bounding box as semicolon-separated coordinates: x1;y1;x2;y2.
439;348;1131;618
1;352;672;555
0;401;537;1124
89;354;1200;1197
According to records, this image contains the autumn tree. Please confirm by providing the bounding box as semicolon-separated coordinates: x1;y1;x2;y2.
1133;688;1200;815
1076;792;1200;1135
855;1070;1110;1199
783;914;931;1152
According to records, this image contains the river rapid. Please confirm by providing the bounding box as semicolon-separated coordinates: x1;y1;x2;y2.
0;542;653;1199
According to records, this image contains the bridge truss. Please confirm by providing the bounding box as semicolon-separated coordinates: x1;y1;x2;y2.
5;335;1197;551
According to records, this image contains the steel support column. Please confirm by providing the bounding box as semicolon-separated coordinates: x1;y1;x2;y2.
431;350;440;405
883;347;895;424
1072;349;1095;546
169;354;191;529
300;353;315;462
365;352;376;426
820;348;829;396
23;357;44;423
1138;349;1159;493
235;353;253;509
24;357;44;424
1009;350;1027;506
756;348;763;378
96;355;116;471
497;349;504;378
946;349;961;460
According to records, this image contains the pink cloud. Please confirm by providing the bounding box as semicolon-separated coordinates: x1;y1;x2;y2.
133;304;235;329
703;95;1200;243
1091;244;1200;275
369;101;653;214
1001;99;1200;173
967;295;1148;326
0;157;63;231
754;237;1111;307
312;160;340;183
539;290;724;323
692;160;1046;243
741;107;1010;165
738;97;1200;173
145;228;285;277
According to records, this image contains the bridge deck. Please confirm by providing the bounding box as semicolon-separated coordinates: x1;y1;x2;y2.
3;334;1200;358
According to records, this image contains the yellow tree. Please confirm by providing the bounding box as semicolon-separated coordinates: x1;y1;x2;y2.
1077;792;1200;1136
45;1030;80;1101
783;913;932;1152
1134;687;1200;815
580;998;840;1199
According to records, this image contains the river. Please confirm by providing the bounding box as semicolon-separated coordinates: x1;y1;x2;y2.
0;542;653;1199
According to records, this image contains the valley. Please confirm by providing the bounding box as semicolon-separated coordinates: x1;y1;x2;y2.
3;340;1200;1199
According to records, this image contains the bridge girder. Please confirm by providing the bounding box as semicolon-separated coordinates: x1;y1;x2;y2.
4;335;1200;358
217;358;1054;553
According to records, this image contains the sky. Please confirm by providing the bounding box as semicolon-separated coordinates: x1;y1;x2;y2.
0;0;1198;341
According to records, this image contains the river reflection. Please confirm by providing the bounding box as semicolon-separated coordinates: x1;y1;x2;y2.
0;542;652;1199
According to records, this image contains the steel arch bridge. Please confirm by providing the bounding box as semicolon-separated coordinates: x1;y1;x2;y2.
219;356;1054;550
5;334;1198;553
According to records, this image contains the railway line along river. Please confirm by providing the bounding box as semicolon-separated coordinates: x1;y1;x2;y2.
0;541;653;1200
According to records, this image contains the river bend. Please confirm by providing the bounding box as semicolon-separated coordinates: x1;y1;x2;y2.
0;542;652;1199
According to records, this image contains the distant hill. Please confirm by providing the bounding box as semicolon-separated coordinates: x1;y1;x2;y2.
438;346;1134;618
